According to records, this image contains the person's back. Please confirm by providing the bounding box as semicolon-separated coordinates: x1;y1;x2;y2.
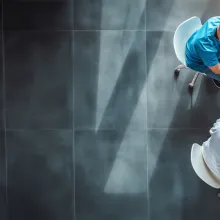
186;16;220;72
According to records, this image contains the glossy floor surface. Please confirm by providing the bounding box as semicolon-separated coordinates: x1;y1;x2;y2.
1;0;220;220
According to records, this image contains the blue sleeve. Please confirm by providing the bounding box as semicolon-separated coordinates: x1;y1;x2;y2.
195;39;219;67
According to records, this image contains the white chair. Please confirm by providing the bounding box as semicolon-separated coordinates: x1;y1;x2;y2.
173;16;203;89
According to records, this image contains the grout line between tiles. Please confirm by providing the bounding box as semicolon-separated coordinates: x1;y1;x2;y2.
73;29;147;32
146;127;211;130
145;0;150;218
72;0;76;219
72;10;76;220
2;29;171;32
73;127;211;131
2;128;211;132
5;128;73;132
1;0;8;217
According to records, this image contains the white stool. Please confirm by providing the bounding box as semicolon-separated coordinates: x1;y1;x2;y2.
173;16;205;89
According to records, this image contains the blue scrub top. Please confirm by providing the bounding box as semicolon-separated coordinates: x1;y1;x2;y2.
186;16;220;71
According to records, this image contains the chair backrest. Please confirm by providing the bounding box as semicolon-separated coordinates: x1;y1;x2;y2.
173;16;202;66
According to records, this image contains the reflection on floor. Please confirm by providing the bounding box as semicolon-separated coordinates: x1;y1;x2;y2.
1;0;220;220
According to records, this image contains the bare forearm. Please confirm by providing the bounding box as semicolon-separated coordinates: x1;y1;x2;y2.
209;63;220;74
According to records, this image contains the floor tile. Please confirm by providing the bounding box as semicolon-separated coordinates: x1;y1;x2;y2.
200;0;220;23
0;131;6;220
74;0;146;30
0;32;3;130
4;0;73;30
146;31;220;129
75;129;148;220
74;31;146;130
0;4;2;30
146;0;220;31
6;130;73;220
5;31;73;129
147;128;220;220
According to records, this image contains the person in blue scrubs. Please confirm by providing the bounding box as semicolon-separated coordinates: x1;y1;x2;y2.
186;16;220;88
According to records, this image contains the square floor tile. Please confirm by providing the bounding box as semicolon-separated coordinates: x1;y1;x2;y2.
5;31;73;129
0;131;6;220
7;130;73;220
74;31;146;130
74;0;146;30
146;31;220;129
146;31;189;128
75;129;148;220
4;0;73;30
0;32;3;130
200;0;220;23
0;4;2;30
147;128;220;220
146;0;220;31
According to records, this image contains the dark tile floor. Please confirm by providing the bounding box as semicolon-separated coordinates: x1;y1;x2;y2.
4;0;73;30
0;131;6;220
75;130;148;220
1;0;220;220
6;130;73;220
73;30;146;130
5;31;73;129
0;32;3;130
73;0;146;30
148;129;220;220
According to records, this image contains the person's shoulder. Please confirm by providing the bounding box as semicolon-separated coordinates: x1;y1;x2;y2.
194;36;214;48
193;36;217;54
207;16;220;23
204;16;220;32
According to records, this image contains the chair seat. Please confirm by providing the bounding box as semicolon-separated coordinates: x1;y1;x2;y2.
173;16;202;66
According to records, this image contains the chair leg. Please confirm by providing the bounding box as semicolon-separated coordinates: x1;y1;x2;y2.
217;190;220;198
174;64;186;75
176;64;185;70
189;72;199;89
